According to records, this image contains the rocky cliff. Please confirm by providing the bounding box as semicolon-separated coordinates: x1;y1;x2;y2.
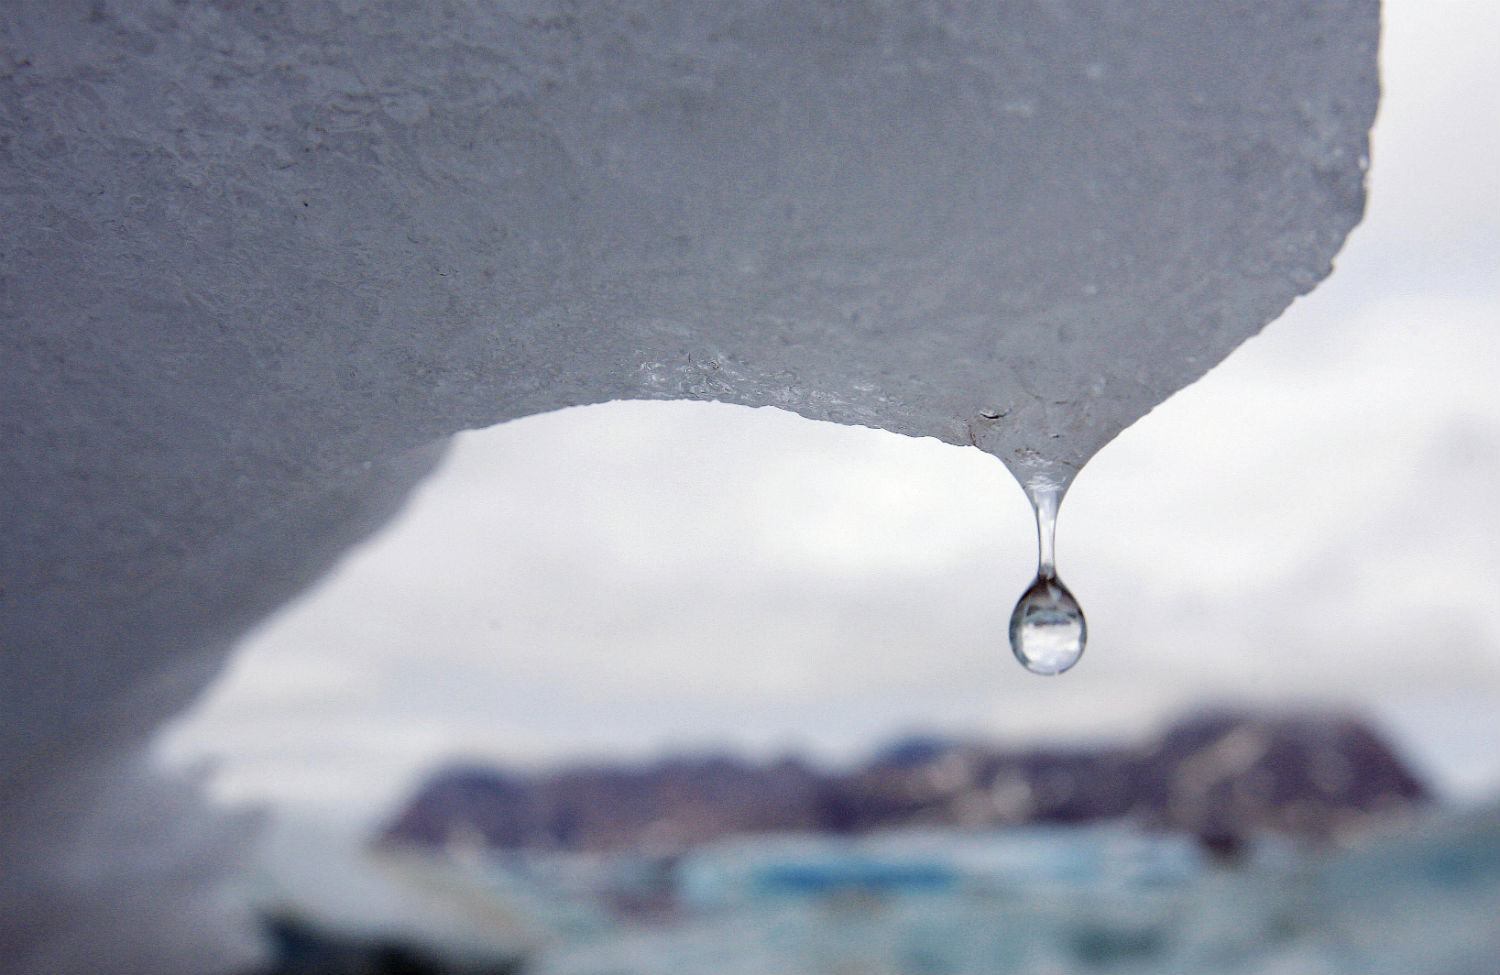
378;708;1428;855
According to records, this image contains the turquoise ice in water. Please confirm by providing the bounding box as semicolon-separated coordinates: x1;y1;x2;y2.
1009;488;1086;675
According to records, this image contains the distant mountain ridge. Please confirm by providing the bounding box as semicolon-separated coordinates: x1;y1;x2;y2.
377;709;1428;855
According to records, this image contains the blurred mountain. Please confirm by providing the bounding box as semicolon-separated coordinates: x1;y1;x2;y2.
377;709;1427;856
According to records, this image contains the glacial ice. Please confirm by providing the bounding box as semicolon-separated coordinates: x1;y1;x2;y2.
0;1;1376;970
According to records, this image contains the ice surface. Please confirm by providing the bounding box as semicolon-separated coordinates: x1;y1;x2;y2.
0;1;1376;970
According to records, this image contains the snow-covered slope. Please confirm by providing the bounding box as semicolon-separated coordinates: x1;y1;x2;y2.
1;2;1376;970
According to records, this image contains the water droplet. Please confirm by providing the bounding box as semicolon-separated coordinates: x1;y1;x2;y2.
1010;572;1086;675
1009;486;1087;675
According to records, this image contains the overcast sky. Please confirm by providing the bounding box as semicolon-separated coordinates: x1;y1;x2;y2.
157;0;1500;825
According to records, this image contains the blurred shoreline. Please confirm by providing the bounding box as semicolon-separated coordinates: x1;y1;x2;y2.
245;799;1500;975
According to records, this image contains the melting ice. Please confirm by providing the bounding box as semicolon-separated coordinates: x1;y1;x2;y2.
1010;487;1087;674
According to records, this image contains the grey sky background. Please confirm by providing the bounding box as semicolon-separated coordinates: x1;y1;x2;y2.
157;0;1500;826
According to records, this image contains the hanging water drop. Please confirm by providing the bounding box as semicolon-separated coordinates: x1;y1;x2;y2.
1009;487;1087;675
1010;573;1086;675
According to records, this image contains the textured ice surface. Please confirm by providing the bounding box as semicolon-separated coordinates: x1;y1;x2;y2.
0;2;1376;970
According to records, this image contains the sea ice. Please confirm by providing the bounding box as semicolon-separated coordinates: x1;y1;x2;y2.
0;2;1377;970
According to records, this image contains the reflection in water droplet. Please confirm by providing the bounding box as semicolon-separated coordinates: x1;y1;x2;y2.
1009;486;1087;675
1010;572;1087;675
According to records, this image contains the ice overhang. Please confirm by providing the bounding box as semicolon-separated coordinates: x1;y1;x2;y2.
0;4;1377;966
